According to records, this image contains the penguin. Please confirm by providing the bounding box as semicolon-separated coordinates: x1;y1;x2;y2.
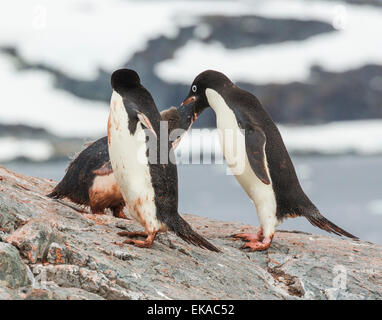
181;70;357;251
47;136;127;218
108;68;219;251
47;106;195;218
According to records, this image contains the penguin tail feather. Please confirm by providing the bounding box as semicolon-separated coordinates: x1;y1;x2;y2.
305;208;358;239
168;215;220;252
46;180;70;200
46;188;64;199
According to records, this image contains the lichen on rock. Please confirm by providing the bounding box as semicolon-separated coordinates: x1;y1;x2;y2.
0;166;381;300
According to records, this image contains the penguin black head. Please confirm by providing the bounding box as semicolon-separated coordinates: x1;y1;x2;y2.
111;69;141;95
180;70;233;119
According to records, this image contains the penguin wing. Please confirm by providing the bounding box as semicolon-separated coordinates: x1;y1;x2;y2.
236;116;271;185
136;110;157;139
122;98;157;138
93;160;113;176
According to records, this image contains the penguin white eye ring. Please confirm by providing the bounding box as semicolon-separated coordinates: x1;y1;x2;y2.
192;85;197;93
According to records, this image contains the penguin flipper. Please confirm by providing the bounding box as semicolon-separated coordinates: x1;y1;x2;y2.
134;110;156;139
243;125;271;185
93;160;113;176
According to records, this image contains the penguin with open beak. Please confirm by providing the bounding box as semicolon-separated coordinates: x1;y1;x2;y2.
108;68;219;251
46;106;194;218
181;70;357;251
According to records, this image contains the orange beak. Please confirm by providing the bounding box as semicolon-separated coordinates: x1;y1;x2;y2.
180;96;196;107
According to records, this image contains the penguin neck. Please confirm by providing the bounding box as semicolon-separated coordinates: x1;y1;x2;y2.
205;88;226;114
205;88;237;130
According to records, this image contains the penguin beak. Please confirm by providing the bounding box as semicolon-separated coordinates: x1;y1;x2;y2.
180;96;196;107
179;100;199;128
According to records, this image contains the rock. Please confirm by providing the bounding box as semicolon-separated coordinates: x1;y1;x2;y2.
238;64;382;124
24;287;104;300
199;15;334;50
6;220;63;263
0;165;382;300
0;242;31;289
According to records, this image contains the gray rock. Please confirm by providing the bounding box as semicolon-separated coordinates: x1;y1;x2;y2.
0;166;382;299
6;220;63;264
0;242;31;289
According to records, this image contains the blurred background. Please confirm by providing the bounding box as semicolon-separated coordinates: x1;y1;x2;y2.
1;0;381;243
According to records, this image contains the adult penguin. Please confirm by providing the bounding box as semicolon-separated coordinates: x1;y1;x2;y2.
108;68;219;251
181;70;357;251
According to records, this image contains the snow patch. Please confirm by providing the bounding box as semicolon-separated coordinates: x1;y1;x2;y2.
279;120;382;155
156;0;382;84
0;54;108;138
0;137;53;162
0;0;269;80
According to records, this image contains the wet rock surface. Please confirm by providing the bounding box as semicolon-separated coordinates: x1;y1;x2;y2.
0;166;381;300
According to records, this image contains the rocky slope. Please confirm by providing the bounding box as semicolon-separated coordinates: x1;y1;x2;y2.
0;166;381;300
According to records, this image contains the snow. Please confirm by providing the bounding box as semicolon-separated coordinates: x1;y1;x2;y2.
0;137;53;162
279;120;382;155
0;0;265;80
4;0;380;83
0;54;109;138
0;0;178;80
156;0;382;84
1;0;381;161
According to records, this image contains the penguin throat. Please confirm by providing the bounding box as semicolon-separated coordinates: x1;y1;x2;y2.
205;88;226;113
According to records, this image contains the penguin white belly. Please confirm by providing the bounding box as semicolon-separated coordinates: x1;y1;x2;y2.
205;88;279;235
107;91;167;233
89;173;122;206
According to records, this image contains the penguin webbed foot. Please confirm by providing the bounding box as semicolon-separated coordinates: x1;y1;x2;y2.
240;237;272;251
233;230;273;251
233;230;264;242
117;231;157;249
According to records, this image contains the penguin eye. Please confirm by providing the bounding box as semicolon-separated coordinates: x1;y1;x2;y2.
192;85;197;93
